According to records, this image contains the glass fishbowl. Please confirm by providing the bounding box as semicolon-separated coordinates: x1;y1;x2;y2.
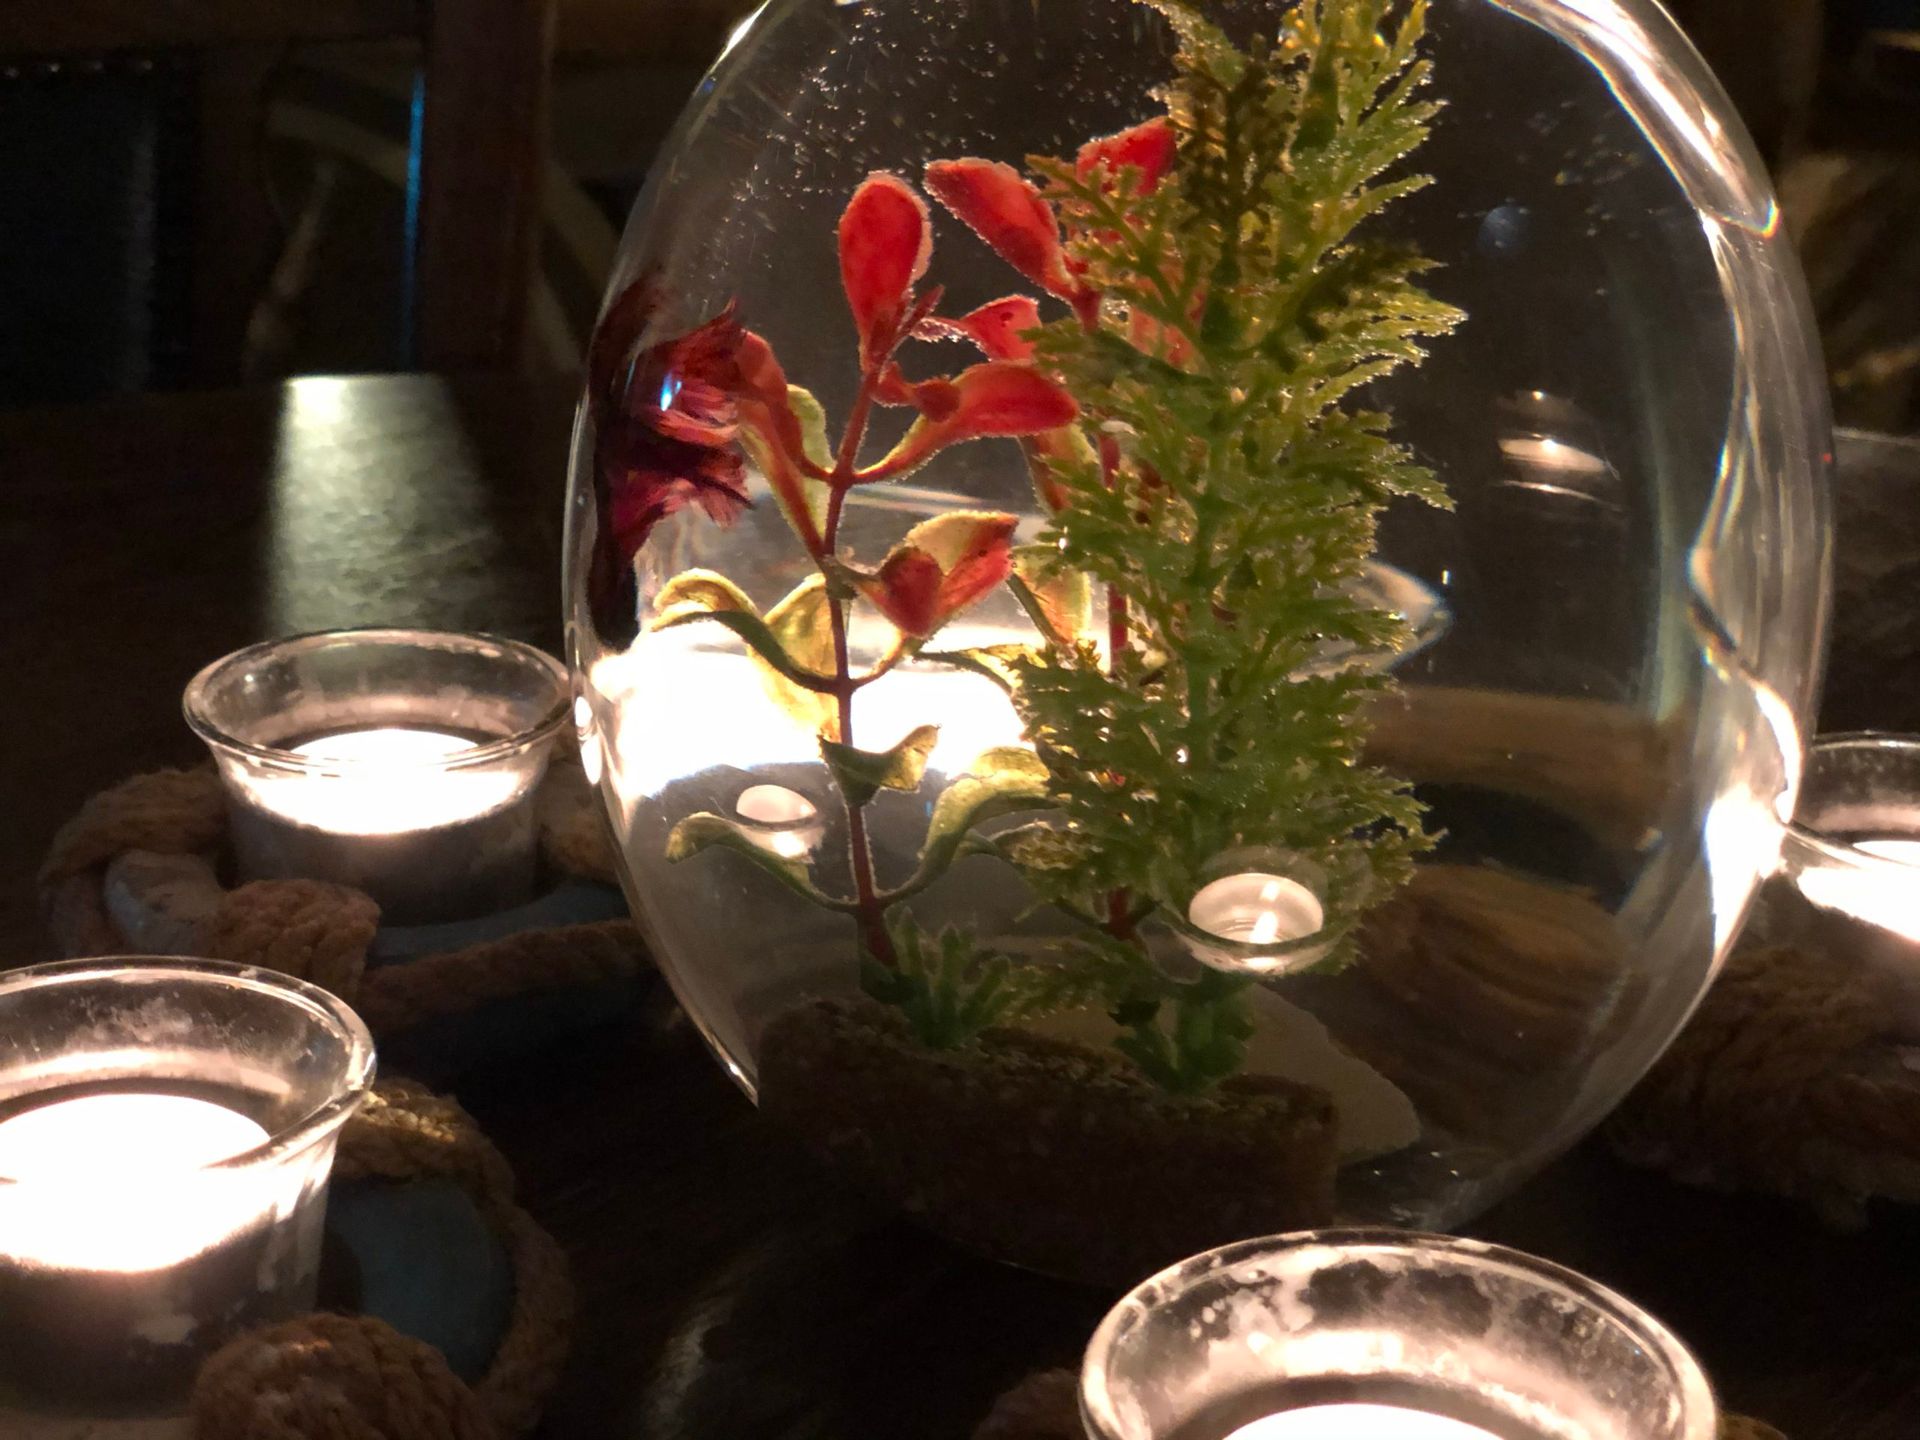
566;0;1830;1283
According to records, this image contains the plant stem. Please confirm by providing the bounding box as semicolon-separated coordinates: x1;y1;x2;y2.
822;366;897;966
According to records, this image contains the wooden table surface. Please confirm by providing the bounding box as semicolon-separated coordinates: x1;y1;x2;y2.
3;375;1918;1440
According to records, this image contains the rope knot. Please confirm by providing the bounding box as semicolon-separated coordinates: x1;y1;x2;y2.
193;1313;498;1440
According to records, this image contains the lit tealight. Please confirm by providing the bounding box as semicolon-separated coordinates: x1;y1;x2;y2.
736;784;825;860
0;1093;270;1273
1793;836;1920;944
1224;1405;1499;1440
240;726;526;838
1185;871;1327;973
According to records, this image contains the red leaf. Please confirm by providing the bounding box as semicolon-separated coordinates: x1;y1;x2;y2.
861;547;946;635
1075;118;1177;192
924;160;1081;304
910;362;1076;472
839;174;932;366
862;361;1078;481
849;512;1018;636
733;330;828;553
934;518;1018;619
944;361;1078;436
923;296;1043;361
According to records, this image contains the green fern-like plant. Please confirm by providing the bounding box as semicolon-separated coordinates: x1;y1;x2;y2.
1012;0;1459;950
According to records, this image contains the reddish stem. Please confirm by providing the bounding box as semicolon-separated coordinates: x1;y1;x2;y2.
822;360;897;966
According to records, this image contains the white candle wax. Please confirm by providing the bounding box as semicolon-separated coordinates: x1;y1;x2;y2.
1224;1403;1502;1440
1793;836;1920;943
252;726;523;836
0;1094;270;1272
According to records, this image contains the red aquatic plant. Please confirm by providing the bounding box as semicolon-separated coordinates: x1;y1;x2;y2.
586;173;1076;575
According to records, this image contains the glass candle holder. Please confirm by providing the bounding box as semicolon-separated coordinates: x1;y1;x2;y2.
185;628;570;926
0;958;374;1436
1770;733;1920;1026
1170;848;1341;977
1080;1230;1716;1440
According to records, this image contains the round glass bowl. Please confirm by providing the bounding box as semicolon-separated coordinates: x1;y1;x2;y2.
185;628;569;925
0;957;374;1426
1080;1230;1717;1440
567;0;1830;1264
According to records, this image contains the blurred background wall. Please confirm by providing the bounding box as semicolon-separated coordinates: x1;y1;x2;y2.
0;0;1913;430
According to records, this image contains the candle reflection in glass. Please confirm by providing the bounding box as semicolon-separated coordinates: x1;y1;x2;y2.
1079;1230;1717;1440
0;958;373;1436
735;784;825;860
186;628;569;926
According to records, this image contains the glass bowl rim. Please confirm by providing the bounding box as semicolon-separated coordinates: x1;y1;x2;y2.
0;956;377;1186
1782;731;1920;876
183;626;570;776
1079;1227;1718;1440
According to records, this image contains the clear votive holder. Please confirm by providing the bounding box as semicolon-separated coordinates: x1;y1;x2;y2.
185;628;570;926
0;958;375;1436
1080;1230;1717;1440
1770;733;1920;1028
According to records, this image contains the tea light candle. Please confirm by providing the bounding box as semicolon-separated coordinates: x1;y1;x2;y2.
1184;869;1330;974
1080;1231;1717;1440
0;959;373;1435
186;629;570;926
1225;1406;1498;1440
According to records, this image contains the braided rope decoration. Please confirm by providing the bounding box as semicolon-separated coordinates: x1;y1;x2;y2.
35;760;647;1042
973;1370;1787;1440
1607;937;1920;1224
32;760;634;1437
190;1082;574;1440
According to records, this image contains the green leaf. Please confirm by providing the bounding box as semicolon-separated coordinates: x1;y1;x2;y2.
820;723;940;807
863;917;1024;1048
651;569;840;736
884;747;1053;902
783;384;836;535
1008;545;1093;647
665;811;856;911
762;575;841;738
653;569;756;624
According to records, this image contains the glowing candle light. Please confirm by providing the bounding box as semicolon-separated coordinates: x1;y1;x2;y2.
1793;836;1920;944
1223;1405;1501;1440
0;1093;269;1274
266;727;524;835
735;784;825;860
